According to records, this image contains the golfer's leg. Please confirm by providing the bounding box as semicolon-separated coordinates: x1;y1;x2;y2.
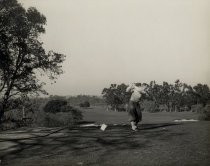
131;121;137;130
128;102;135;121
128;102;137;130
136;103;142;127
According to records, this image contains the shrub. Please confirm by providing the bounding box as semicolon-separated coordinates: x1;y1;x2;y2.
79;101;90;108
35;105;83;127
191;104;204;113
0;121;17;131
198;105;210;121
44;99;67;113
4;109;22;121
141;100;158;112
43;112;74;127
60;105;83;120
116;104;127;112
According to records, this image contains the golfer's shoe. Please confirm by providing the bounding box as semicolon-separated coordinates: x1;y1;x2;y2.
131;126;138;131
132;128;138;132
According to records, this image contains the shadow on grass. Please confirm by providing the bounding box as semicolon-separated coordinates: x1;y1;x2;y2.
0;122;184;164
140;123;180;130
76;120;96;124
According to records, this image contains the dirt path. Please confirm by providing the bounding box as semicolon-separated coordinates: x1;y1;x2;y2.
1;121;210;166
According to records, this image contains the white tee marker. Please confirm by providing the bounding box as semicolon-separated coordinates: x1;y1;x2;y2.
100;124;108;131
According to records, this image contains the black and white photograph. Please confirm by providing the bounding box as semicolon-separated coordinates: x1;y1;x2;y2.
0;0;210;165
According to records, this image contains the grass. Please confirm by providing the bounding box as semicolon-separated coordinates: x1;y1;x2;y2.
0;106;209;166
80;105;199;124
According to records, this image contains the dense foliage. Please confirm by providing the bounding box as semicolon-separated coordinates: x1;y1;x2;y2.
102;80;210;112
44;99;67;113
39;99;83;127
0;0;65;122
102;83;130;111
67;95;105;106
79;101;90;108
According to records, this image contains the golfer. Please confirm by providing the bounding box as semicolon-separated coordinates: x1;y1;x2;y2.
126;83;146;131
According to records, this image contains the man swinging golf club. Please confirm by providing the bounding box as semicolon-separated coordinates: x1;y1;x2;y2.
126;83;147;131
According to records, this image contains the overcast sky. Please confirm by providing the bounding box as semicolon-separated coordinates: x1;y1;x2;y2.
19;0;210;96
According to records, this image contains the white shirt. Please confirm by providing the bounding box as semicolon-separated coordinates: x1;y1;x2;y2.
126;84;146;102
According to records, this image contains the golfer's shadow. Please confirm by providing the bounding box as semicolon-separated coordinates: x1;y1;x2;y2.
77;121;181;131
138;123;180;130
105;122;181;131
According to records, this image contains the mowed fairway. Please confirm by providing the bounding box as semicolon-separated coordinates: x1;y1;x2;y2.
0;106;210;166
81;106;200;124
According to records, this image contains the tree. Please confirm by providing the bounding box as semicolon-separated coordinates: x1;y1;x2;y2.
102;83;129;111
145;80;188;112
144;81;164;111
193;84;210;106
0;0;66;122
181;84;197;110
168;80;183;111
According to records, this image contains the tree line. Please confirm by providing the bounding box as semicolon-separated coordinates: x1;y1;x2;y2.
102;80;210;112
